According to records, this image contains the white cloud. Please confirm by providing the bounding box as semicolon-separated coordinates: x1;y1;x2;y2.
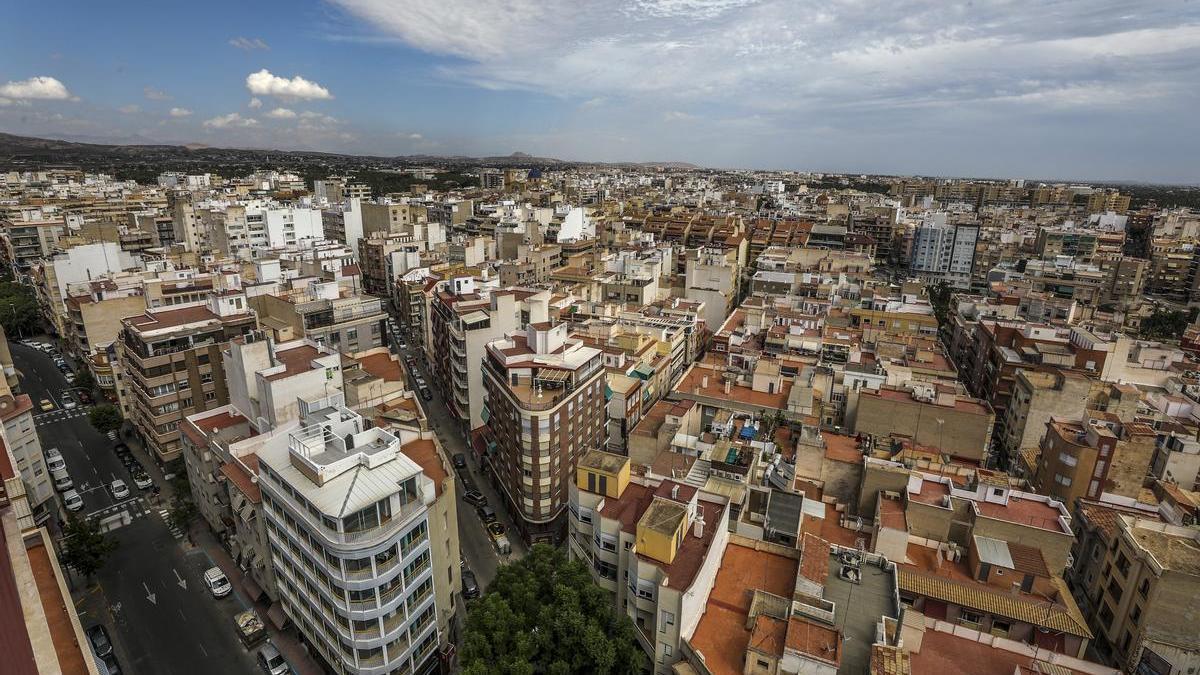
248;97;263;109
267;107;297;119
407;132;423;140
245;69;332;100
0;76;74;101
662;110;695;122
229;36;270;51
203;112;259;129
169;107;193;117
0;98;11;106
143;86;171;101
118;104;141;114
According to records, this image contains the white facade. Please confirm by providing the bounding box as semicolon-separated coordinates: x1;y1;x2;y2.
259;405;441;675
909;217;979;288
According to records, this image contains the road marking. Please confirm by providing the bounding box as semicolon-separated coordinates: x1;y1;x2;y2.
143;582;157;605
197;643;208;657
174;568;187;589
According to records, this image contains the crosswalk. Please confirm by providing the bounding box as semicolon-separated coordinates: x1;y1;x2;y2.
159;508;185;539
34;408;91;427
86;497;184;539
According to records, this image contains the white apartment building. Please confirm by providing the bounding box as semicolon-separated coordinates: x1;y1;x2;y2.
258;404;442;674
0;393;55;525
909;215;979;289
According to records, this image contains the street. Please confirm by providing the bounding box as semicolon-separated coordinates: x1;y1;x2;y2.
11;339;259;674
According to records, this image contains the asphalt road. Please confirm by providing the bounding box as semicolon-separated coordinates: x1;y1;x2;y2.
11;341;132;516
388;325;523;594
12;340;258;674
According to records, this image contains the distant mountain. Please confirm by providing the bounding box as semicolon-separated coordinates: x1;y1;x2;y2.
0;132;701;170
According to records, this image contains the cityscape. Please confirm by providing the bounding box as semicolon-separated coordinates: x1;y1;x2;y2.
3;3;1200;675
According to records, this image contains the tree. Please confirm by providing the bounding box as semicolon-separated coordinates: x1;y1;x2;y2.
88;404;123;434
167;495;198;533
73;368;95;392
1140;307;1196;341
60;514;117;581
461;544;647;675
0;281;41;338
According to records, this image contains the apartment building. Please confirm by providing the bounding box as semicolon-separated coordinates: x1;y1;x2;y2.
909;217;979;289
118;280;257;465
852;384;995;464
1085;512;1199;673
1000;369;1104;466
250;276;387;355
428;277;528;431
683;245;742;333
482;321;605;544
0;216;66;273
32;241;139;338
63;274;147;359
0;361;55;525
258;404;444;674
202;203;325;260
1029;412;1156;506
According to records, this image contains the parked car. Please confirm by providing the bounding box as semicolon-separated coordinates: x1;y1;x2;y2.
65;373;76;384
62;489;84;512
256;641;290;675
101;654;123;675
46;454;66;472
476;505;497;523
463;490;487;507
419;387;433;401
113;442;130;456
62;397;78;410
110;479;130;499
203;567;233;598
488;522;512;555
462;569;480;599
51;468;73;491
39;398;55;412
132;472;153;490
86;624;113;657
452;453;467;470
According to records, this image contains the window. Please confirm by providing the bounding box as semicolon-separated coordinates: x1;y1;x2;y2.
1130;604;1141;626
660;610;675;629
1138;578;1150;599
1116;552;1130;577
959;610;983;626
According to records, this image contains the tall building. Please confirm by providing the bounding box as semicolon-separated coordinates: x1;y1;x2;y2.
0;329;55;526
909;215;979;288
249;274;387;355
258;404;444;674
118;275;256;465
482;321;605;543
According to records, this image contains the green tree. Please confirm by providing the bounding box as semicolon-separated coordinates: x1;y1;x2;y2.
88;404;123;434
0;281;41;338
60;514;117;581
461;544;646;675
73;368;95;392
1140;308;1196;341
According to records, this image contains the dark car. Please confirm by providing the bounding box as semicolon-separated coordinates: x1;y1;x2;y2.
419;387;433;401
86;624;113;657
113;443;130;457
78;391;93;404
102;654;123;675
476;505;497;523
461;476;478;494
452;453;467;470
463;490;487;507
462;569;480;599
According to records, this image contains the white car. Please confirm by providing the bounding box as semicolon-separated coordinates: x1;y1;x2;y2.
62;398;78;410
64;373;76;384
46;455;66;472
132;473;153;490
62;489;84;512
110;479;130;500
203;567;233;598
52;469;73;491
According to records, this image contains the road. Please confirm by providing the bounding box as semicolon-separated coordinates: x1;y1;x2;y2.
11;339;258;674
388;323;524;593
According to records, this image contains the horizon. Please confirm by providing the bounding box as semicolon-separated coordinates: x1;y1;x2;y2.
3;1;1199;183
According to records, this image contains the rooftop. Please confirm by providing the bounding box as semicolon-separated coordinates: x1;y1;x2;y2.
399;439;448;499
825;548;898;673
689;542;799;675
578;449;629;476
974;494;1071;534
264;344;323;382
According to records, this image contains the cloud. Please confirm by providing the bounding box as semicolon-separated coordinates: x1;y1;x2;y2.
662;110;695;122
203;112;259;129
169;107;193;117
143;86;171;101
0;76;75;101
229;36;270;51
406;132;423;140
118;104;141;114
245;69;332;100
267;107;297;119
248;97;263;109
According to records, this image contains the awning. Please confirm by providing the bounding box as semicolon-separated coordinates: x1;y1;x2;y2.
535;368;570;383
267;603;289;629
243;576;266;602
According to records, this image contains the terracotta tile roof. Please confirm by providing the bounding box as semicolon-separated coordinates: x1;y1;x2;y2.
357;352;404;382
800;533;830;586
1006;542;1050;578
221;456;261;504
600;482;654;534
896;568;1091;637
909;625;1098;675
749;614;787;657
870;644;912;675
785;617;841;666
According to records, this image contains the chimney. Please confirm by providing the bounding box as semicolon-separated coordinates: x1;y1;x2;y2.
693;516;705;538
671;484;679;500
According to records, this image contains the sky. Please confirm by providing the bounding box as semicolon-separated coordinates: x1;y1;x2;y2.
2;0;1199;183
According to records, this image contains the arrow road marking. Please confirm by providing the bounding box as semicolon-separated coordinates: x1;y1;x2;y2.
143;582;157;605
174;568;187;590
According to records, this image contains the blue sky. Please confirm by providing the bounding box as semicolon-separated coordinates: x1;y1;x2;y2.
3;0;1199;183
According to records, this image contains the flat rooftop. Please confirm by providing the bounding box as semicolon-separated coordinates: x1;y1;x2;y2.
825;551;898;675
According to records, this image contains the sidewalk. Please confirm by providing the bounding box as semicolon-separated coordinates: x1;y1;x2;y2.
191;525;325;675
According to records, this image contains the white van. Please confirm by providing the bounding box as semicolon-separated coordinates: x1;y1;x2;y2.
51;468;73;492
